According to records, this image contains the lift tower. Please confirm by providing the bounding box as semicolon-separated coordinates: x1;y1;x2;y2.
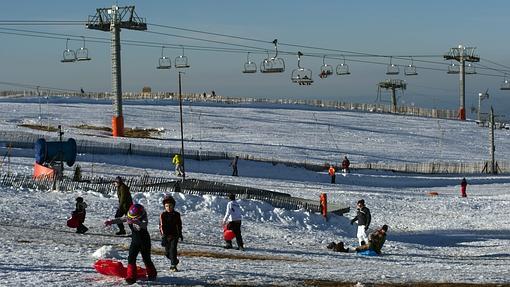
444;45;479;121
377;79;406;113
87;5;147;137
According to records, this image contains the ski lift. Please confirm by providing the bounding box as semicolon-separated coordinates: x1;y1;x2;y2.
336;55;351;75
61;38;76;63
157;46;171;69
404;57;418;76
175;46;190;68
386;57;399;75
75;36;91;61
242;52;257;73
501;74;510;90
319;55;333;79
465;63;476;74
447;61;459;74
291;51;313;86
260;39;285;73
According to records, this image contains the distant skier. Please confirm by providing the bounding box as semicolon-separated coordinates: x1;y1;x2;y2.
105;204;157;284
159;195;183;272
341;156;350;173
74;197;88;234
328;165;336;184
172;154;184;177
351;199;371;246
223;193;244;250
230;155;239;176
114;176;133;236
460;177;468;197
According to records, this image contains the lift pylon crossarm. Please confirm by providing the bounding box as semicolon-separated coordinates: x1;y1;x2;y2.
87;5;147;31
443;46;480;62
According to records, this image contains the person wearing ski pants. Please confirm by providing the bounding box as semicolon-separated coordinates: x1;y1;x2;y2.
160;195;183;272
105;204;157;285
223;193;244;250
350;199;371;246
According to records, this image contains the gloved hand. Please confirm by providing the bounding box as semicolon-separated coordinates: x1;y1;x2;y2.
350;219;355;225
180;234;184;242
161;236;167;247
364;226;368;231
104;220;113;226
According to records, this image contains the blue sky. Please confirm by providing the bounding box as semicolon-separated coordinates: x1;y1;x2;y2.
1;1;510;118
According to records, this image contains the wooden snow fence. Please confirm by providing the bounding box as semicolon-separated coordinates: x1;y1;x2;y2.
0;173;350;215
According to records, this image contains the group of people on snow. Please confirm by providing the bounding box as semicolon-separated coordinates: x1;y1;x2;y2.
328;156;351;184
327;199;389;255
71;175;244;285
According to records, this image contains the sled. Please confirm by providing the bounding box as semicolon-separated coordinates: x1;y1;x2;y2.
66;212;84;228
94;259;147;279
223;226;236;241
357;249;379;256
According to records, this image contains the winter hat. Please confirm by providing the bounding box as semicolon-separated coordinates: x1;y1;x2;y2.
228;193;236;201
114;176;122;183
127;204;145;220
357;199;365;206
76;197;84;203
382;225;388;232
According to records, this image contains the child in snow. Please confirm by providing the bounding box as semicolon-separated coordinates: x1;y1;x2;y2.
328;165;336;184
74;197;88;234
105;204;157;284
223;193;244;250
326;241;349;253
355;225;388;255
350;199;371;246
159;195;183;272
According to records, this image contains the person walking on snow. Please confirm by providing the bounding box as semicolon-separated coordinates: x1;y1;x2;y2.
223;193;244;250
351;199;371;246
105;204;157;284
114;176;133;236
460;177;468;197
159;195;183;272
328;165;336;184
342;156;350;173
172;154;184;177
230;155;239;176
74;197;88;234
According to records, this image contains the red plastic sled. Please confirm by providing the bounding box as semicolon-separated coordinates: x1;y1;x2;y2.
223;226;236;241
67;212;85;228
94;259;147;279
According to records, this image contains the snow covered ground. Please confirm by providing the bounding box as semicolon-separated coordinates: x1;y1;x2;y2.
0;97;509;286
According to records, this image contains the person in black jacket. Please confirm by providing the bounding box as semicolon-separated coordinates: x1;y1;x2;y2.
350;199;371;246
74;197;88;234
159;195;183;272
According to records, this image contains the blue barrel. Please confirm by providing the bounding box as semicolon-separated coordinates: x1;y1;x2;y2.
35;138;77;167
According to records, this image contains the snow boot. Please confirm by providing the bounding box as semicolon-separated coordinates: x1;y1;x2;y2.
145;261;157;281
170;266;178;272
116;229;126;236
224;241;233;249
125;263;137;285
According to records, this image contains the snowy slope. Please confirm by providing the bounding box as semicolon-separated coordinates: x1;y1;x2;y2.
0;98;509;286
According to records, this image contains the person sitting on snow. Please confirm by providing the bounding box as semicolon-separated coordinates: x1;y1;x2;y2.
355;224;388;255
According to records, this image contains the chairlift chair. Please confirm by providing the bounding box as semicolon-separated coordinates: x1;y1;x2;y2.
404;57;417;76
242;52;257;73
501;75;510;90
319;55;333;79
61;38;76;63
386;57;399;75
465;63;476;74
447;62;459;74
175;46;190;68
260;39;285;73
336;56;351;75
157;46;171;69
291;52;313;85
75;36;91;61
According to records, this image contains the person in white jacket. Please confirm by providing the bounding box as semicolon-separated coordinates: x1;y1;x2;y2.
222;193;244;250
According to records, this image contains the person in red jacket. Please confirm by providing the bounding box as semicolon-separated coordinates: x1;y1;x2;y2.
328;165;336;184
159;195;183;272
460;177;468;197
